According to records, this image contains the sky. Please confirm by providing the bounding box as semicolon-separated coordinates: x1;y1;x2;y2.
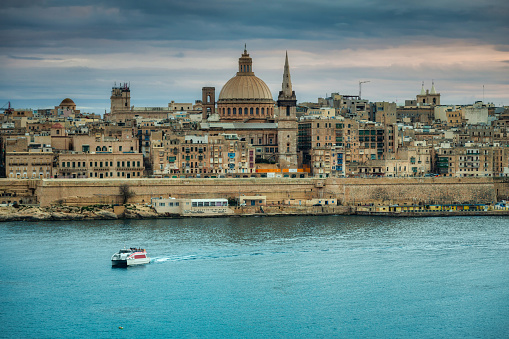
1;0;508;114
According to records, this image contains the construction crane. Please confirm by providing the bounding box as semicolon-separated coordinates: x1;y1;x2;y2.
0;101;13;115
359;81;370;99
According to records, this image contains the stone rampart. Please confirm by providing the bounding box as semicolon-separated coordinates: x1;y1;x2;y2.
32;177;503;207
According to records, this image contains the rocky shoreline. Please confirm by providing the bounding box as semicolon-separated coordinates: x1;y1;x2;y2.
1;204;508;222
0;205;162;222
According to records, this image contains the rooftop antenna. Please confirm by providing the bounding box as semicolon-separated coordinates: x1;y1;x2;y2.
359;80;370;99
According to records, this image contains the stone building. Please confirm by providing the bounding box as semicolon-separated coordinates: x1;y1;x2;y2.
150;133;255;177
435;145;498;177
6;149;54;179
57;152;144;179
416;82;440;106
201;48;299;170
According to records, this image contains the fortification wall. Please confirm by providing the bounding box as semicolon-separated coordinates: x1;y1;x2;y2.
326;177;496;205
33;177;502;207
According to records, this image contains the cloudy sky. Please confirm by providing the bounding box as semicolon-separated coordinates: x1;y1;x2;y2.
1;0;508;113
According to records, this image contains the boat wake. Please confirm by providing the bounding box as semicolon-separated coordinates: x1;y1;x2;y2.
150;249;303;264
151;254;199;263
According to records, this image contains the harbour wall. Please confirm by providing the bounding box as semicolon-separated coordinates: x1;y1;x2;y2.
18;177;507;207
1;177;507;208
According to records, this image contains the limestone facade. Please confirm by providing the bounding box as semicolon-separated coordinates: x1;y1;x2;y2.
6;151;54;179
57;153;144;179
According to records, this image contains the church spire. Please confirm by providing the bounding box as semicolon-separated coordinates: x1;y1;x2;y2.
420;81;426;95
430;80;437;94
281;50;293;98
277;51;296;108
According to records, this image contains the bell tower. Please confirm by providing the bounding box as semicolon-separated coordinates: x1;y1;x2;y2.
277;51;298;169
110;83;131;113
202;87;215;120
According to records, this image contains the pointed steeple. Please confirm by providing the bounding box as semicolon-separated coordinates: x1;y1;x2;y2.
281;51;293;97
420;81;426;95
278;51;296;109
430;80;437;94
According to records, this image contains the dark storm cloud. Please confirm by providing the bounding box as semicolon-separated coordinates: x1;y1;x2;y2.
1;0;508;109
1;0;508;47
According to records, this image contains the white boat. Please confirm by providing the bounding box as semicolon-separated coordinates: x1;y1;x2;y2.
111;248;150;267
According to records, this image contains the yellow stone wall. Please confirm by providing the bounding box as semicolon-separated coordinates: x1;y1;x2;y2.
28;177;503;207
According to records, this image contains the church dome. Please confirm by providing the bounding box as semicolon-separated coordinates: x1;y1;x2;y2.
60;98;75;106
218;75;273;101
216;48;275;121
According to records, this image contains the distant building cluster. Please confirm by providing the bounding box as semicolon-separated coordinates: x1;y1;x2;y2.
1;48;509;183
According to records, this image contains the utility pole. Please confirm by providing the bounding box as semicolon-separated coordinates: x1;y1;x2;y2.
359;80;370;99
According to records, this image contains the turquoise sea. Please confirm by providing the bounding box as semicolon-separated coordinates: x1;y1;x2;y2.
1;216;508;338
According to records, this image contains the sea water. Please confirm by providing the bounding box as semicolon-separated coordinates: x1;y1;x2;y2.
1;216;508;338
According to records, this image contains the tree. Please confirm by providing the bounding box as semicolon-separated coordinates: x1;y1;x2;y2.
119;184;135;204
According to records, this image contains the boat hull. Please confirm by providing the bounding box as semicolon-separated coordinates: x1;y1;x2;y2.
111;259;128;267
111;257;150;267
127;257;151;266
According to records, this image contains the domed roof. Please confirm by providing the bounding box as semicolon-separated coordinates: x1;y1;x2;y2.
217;48;274;103
218;75;273;101
51;123;64;129
60;98;75;106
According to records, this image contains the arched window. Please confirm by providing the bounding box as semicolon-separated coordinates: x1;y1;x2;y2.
233;108;236;114
261;108;265;115
250;108;253;115
228;108;231;115
102;146;107;152
207;95;211;102
286;106;290;116
433;98;436;104
256;108;259;114
96;146;101;151
244;108;248;115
